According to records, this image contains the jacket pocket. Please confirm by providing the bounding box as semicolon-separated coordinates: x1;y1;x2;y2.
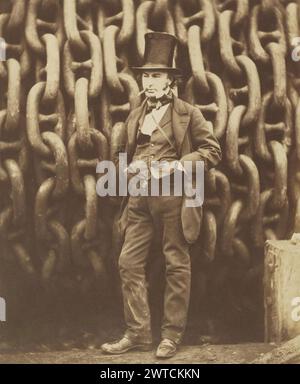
181;198;203;244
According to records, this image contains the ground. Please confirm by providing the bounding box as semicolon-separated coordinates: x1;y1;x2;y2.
0;343;277;364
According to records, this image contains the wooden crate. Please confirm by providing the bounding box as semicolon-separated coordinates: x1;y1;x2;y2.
264;240;300;342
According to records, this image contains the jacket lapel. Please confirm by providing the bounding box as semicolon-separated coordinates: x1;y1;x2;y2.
172;96;191;157
158;104;172;128
127;99;147;157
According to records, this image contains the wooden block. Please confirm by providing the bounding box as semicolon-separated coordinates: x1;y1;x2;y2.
264;240;300;342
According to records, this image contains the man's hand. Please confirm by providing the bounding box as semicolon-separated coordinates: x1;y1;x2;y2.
150;159;187;179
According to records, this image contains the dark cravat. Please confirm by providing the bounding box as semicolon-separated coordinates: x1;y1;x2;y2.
145;90;173;113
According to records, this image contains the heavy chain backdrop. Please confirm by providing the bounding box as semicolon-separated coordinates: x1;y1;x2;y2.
1;0;300;346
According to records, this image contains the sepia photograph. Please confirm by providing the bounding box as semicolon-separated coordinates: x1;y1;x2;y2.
0;0;300;370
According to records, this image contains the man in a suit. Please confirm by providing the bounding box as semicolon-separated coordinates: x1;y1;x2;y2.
101;32;222;358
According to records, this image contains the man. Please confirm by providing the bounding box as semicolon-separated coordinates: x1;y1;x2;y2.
101;32;222;358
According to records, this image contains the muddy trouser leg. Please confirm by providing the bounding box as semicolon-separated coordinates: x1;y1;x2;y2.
149;195;191;345
118;195;154;344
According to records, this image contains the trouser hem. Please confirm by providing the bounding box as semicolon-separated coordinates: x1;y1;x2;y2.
124;330;153;344
161;331;184;345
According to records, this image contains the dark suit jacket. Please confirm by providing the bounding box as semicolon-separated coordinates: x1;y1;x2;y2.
112;95;222;244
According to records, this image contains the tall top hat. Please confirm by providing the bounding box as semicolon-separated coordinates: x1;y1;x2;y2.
131;32;180;74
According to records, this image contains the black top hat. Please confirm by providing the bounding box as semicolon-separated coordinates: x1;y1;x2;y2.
131;32;180;74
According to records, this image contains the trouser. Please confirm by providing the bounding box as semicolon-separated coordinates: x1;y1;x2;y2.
118;192;191;345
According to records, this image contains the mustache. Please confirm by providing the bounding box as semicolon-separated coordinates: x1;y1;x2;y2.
139;83;170;95
138;88;156;95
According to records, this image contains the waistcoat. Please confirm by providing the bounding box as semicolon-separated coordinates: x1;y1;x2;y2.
131;104;179;181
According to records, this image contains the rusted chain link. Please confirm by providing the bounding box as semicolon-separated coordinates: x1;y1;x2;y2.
62;2;109;281
0;0;34;279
